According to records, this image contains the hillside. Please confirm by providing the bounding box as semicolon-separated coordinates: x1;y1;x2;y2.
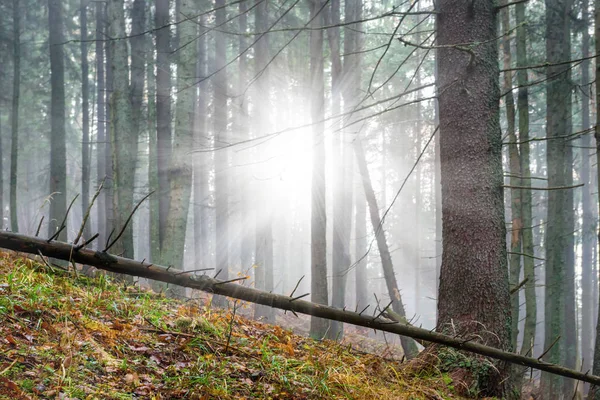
0;251;462;399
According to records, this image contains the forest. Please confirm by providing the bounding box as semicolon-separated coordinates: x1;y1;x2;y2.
0;0;597;398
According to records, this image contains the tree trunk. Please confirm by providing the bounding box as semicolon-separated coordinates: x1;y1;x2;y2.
193;11;208;273
212;0;229;308
515;0;536;359
541;0;573;396
158;0;196;274
581;1;594;396
10;0;19;233
95;0;107;249
589;0;600;397
3;230;599;387
147;3;159;264
309;0;329;339
436;1;511;395
107;0;136;259
501;3;521;353
48;0;67;242
354;139;419;359
155;0;172;250
80;0;91;242
326;0;348;341
130;0;145;155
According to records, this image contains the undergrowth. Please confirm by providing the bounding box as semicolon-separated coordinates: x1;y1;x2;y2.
0;251;463;399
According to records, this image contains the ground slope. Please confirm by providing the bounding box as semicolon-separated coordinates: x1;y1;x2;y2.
0;252;462;399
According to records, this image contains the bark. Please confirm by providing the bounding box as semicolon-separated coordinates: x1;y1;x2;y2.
354;178;368;310
155;0;172;249
212;0;229;308
501;3;521;353
0;230;599;387
80;0;91;242
10;0;19;233
354;139;419;359
309;0;329;339
515;0;536;359
436;1;511;395
158;0;197;273
107;0;136;259
48;0;67;242
0;106;3;229
581;0;594;395
104;13;114;248
542;0;573;396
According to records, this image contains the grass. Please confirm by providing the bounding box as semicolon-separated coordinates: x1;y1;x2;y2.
0;251;464;399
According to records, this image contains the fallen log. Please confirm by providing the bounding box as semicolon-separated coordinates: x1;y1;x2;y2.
0;230;597;386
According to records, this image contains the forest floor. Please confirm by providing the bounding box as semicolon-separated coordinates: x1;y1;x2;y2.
0;251;466;400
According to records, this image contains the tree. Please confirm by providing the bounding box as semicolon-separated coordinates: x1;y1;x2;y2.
541;0;574;396
436;1;511;395
158;0;196;272
48;0;67;241
10;0;19;233
155;0;172;252
309;0;329;339
80;0;91;242
212;0;229;308
515;0;536;360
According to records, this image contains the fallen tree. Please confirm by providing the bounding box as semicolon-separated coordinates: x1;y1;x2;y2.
0;230;598;386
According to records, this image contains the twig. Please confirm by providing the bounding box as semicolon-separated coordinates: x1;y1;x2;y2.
214;277;248;285
290;293;310;302
74;233;99;251
104;191;154;252
74;179;105;245
224;301;239;354
496;0;529;10
35;216;44;237
510;278;529;295
538;335;561;361
48;194;79;242
173;268;215;276
289;275;305;298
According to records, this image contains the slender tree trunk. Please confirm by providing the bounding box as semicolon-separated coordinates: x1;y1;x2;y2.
155;0;172;249
354;177;368;310
158;0;196;275
354;139;419;359
107;0;136;259
253;0;274;321
80;0;91;242
10;0;19;233
436;1;511;395
515;0;536;359
0;107;3;229
147;4;159;264
105;10;114;247
95;0;108;245
501;3;521;353
212;0;229;308
193;12;208;271
130;0;145;152
581;0;594;395
309;0;329;339
541;0;574;396
326;0;348;341
589;0;600;397
48;0;67;241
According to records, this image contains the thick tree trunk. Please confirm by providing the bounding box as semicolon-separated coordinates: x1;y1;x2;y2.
80;0;91;242
354;139;419;359
48;0;67;242
107;0;136;259
542;0;574;396
155;0;172;250
10;0;19;233
515;1;536;359
309;0;329;339
159;0;196;278
0;230;599;387
436;1;511;396
212;0;229;308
